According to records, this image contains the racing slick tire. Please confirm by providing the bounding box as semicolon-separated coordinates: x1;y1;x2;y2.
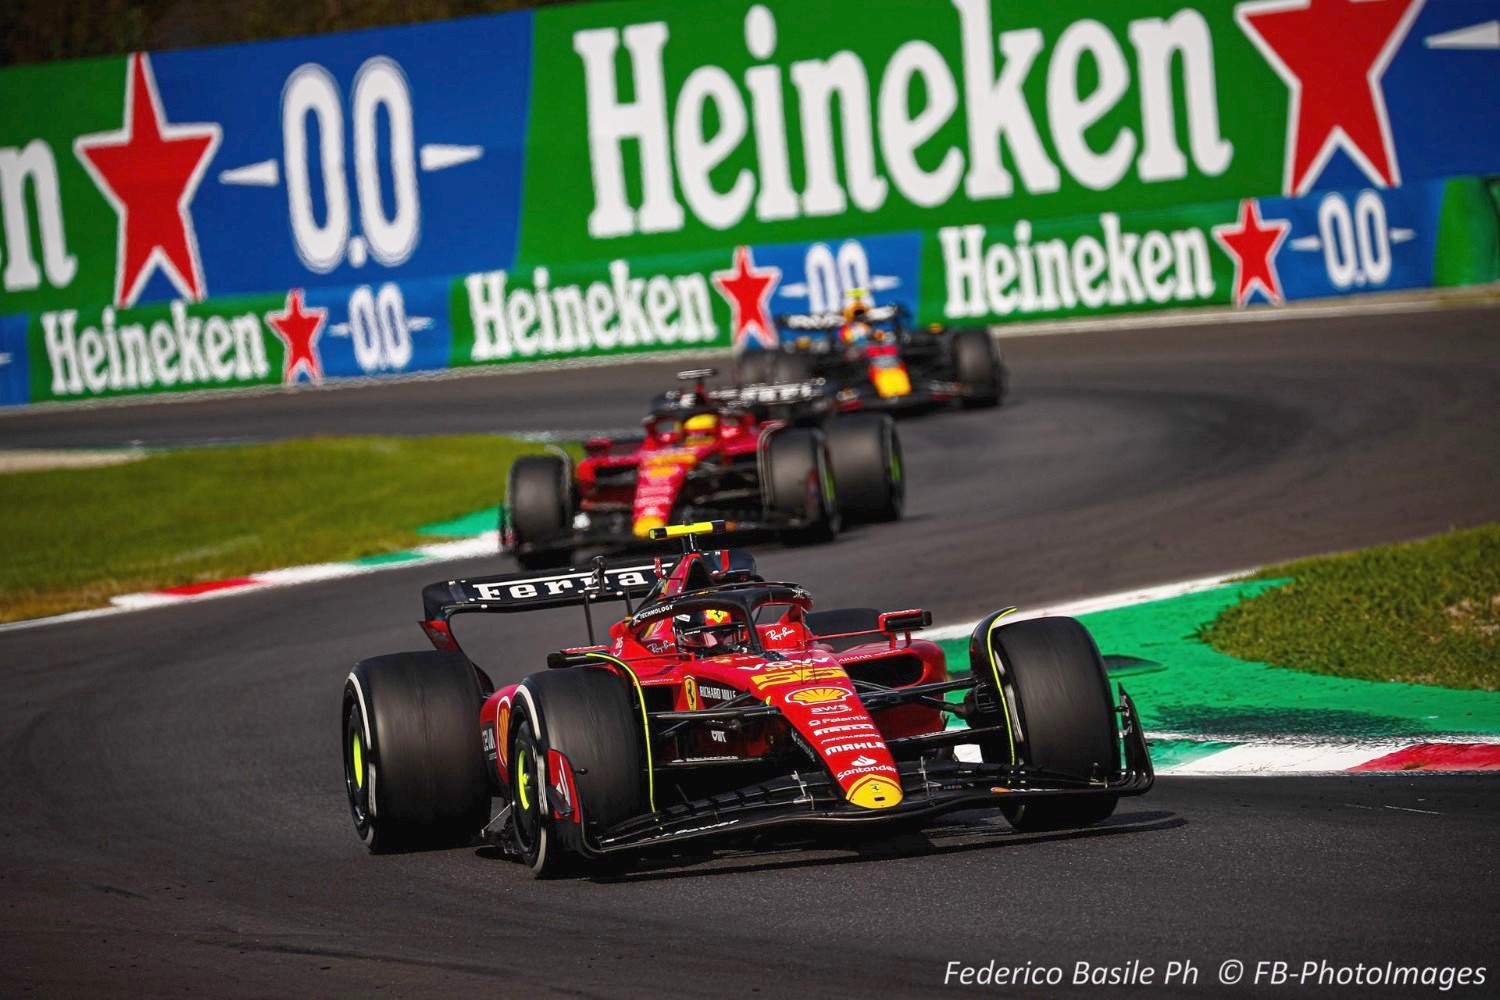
824;413;904;523
507;453;573;570
509;668;646;878
735;350;776;386
951;328;1006;409
968;615;1120;831
342;652;491;853
764;428;840;545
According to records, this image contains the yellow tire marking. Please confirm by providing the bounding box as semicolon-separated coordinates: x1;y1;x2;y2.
585;653;657;814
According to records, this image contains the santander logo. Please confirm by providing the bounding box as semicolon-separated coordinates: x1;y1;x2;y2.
850;755;877;767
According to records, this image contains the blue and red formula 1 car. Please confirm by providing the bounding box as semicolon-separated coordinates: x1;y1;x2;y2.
341;521;1152;876
738;295;1007;414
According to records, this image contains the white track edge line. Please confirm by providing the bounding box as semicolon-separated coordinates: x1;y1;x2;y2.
0;531;503;634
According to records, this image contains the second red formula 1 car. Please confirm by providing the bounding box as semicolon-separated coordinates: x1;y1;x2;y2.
341;521;1153;876
501;370;903;569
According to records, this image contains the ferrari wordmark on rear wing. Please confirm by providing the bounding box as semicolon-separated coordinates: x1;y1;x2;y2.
703;380;832;406
421;524;758;650
662;378;836;413
420;559;671;651
421;561;667;622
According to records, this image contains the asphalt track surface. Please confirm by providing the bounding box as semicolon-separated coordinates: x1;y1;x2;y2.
3;306;1499;997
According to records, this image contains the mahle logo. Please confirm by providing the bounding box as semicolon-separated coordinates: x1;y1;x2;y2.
573;2;1233;239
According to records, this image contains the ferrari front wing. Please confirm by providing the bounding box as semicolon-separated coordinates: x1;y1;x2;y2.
571;688;1154;856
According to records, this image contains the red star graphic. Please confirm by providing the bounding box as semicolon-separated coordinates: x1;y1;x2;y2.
712;246;781;351
266;289;327;383
1213;199;1292;306
74;53;221;308
1237;0;1425;195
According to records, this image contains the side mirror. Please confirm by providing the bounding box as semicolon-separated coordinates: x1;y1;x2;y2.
878;609;932;633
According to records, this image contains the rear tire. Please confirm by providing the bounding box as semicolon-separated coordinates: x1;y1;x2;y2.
969;615;1119;831
825;413;903;523
507;454;572;570
764;428;840;545
342;652;491;852
509;668;646;878
951;328;1006;409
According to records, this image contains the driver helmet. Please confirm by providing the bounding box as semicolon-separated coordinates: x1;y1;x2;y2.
674;607;751;654
842;288;872;323
841;288;873;343
683;412;720;446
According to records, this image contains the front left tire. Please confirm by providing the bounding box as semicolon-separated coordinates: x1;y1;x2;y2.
343;651;491;852
508;668;646;878
968;615;1121;832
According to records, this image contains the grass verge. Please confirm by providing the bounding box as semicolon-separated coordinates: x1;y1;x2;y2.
0;435;563;623
1202;524;1500;691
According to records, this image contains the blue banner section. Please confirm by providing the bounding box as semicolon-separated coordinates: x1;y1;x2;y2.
749;232;924;350
1384;2;1500;190
146;13;533;307
0;314;29;407
1263;182;1444;303
303;277;454;381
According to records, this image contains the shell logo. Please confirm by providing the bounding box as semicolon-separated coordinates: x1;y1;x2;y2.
786;686;849;705
496;705;511;766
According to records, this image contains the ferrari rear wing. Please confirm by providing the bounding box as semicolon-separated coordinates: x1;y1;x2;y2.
422;523;763;650
419;559;669;651
657;377;837;421
421;561;665;622
703;380;833;407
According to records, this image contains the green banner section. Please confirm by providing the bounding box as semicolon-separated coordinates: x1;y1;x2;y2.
920;201;1236;324
1434;176;1500;287
449;253;732;367
28;294;286;404
0;56;127;316
522;0;1284;265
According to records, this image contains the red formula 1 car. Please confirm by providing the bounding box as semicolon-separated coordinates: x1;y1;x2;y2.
341;521;1152;876
500;370;903;569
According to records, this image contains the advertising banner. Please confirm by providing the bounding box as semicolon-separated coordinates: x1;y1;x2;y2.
925;178;1462;325
0;14;532;316
521;0;1500;263
2;0;1499;407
